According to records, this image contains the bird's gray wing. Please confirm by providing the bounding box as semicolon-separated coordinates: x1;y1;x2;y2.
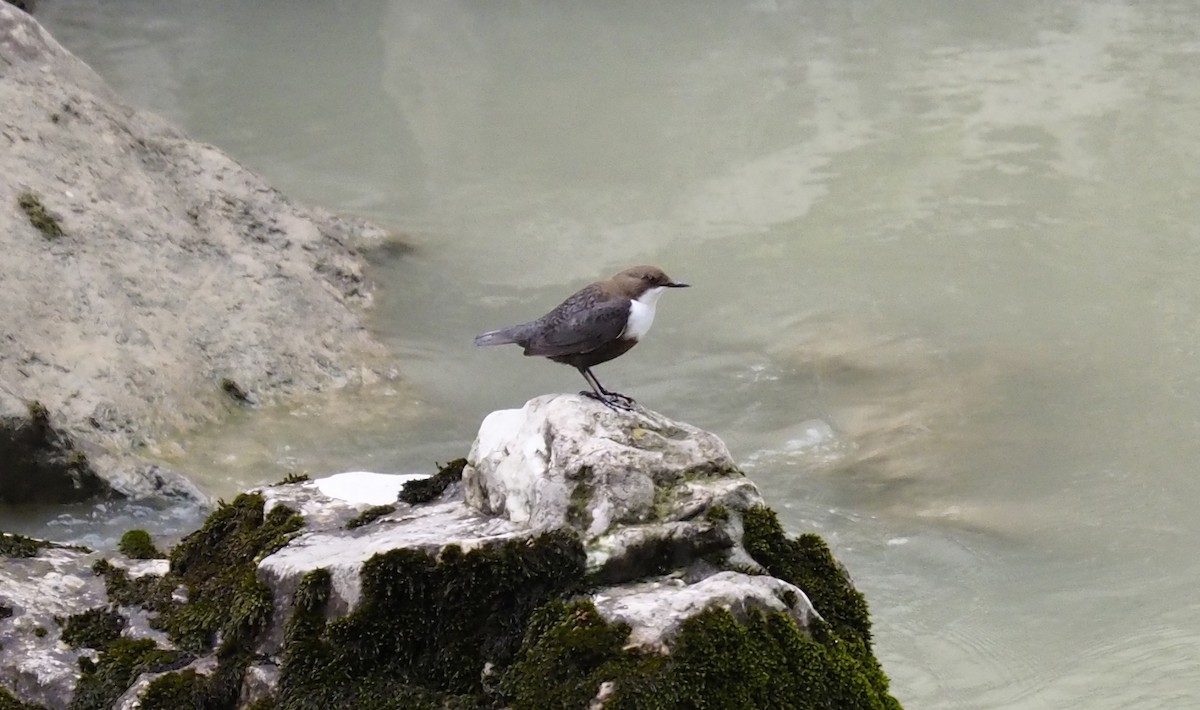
522;297;630;357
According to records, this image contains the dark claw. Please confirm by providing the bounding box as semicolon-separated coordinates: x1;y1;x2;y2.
579;390;637;412
605;391;636;405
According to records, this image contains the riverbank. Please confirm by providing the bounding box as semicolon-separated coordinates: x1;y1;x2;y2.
1;4;395;508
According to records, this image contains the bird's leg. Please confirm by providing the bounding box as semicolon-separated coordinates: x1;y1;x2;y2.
577;368;636;410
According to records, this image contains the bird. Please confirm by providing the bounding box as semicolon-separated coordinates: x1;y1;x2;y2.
474;265;689;408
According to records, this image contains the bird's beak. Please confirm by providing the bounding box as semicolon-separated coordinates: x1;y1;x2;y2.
667;281;690;288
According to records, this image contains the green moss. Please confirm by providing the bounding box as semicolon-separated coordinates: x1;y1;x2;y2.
119;529;165;560
91;559;172;610
219;378;251;404
81;495;302;709
741;508;871;649
398;459;466;505
345;504;396;530
60;607;125;649
0;532;88;558
97;498;301;645
275;472;309;485
741;507;899;708
1;532;51;558
704;505;730;524
566;480;593;531
502;600;650;708
162;494;302;653
275;529;586;708
68;638;188;710
16;192;64;240
33;627;47;638
26;400;50;428
507;600;902;710
138;669;207;710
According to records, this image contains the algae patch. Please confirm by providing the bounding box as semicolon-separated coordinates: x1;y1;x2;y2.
16;192;64;240
118;529;165;560
345;504;395;529
398;458;465;504
0;531;89;558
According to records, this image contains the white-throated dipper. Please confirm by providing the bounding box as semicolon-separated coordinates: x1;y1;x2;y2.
474;265;689;408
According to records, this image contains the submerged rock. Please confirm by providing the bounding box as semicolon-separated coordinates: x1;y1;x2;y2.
0;396;905;709
0;5;392;505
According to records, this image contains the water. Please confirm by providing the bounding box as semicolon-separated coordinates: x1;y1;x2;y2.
17;1;1200;707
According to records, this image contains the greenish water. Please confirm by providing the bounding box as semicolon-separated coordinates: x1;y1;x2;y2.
19;1;1200;707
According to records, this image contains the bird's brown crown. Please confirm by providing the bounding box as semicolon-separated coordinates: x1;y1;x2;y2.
608;265;682;298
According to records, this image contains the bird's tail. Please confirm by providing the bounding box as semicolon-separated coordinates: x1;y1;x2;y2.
474;326;523;347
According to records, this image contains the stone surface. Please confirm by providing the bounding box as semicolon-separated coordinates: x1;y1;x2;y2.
257;472;428;530
464;394;747;536
239;661;280;708
0;546;106;708
464;394;764;583
0;5;394;504
112;656;218;710
592;571;820;653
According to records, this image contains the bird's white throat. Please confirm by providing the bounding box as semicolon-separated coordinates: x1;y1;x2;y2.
623;286;666;340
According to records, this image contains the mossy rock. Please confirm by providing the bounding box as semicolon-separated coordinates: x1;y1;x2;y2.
272;529;587;708
61;476;900;709
59;607;125;649
68;639;188;710
163;493;302;653
506;599;902;710
76;495;304;709
742;508;872;649
0;531;89;558
118;529;165;560
0;532;53;558
138;669;208;710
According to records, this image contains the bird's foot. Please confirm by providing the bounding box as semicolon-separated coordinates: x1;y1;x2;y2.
579;390;637;411
605;391;637;406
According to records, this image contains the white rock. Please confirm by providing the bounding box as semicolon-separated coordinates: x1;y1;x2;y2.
0;547;110;708
312;471;428;505
465;394;746;536
592;571;820;654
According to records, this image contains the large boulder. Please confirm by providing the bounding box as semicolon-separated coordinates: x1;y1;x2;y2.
466;394;767;582
0;398;904;709
0;5;392;504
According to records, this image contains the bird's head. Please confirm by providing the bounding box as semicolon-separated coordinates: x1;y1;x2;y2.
612;265;689;299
